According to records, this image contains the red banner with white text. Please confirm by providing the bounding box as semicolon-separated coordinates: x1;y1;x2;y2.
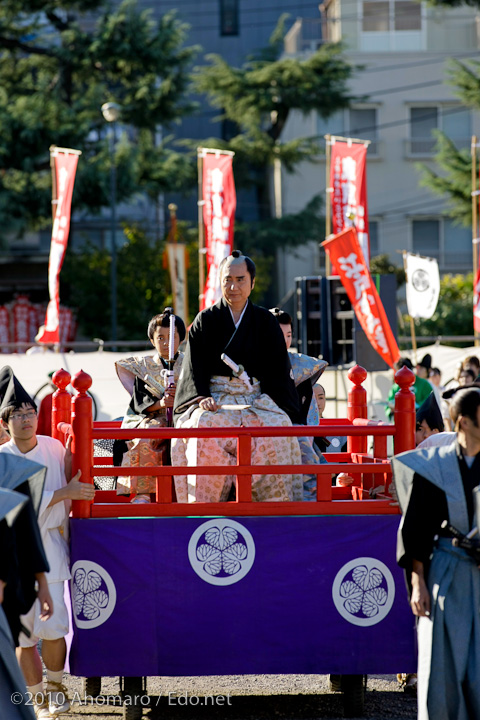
201;152;236;310
37;148;80;344
330;140;370;265
322;228;400;368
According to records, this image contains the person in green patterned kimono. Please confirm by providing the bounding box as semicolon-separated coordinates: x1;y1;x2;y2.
115;309;185;503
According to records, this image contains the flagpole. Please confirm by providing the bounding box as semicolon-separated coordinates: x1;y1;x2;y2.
403;251;418;364
472;135;479;346
197;149;205;313
325;134;332;277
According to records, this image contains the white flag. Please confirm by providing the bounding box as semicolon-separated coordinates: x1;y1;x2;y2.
405;253;440;319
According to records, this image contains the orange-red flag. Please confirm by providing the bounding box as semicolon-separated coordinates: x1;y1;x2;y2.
322;228;400;368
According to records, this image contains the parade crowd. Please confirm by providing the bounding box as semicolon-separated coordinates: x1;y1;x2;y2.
2;251;480;719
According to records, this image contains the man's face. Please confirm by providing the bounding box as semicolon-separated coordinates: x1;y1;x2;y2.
221;260;254;310
279;323;292;350
430;372;441;387
415;418;437;446
3;403;38;443
151;326;181;360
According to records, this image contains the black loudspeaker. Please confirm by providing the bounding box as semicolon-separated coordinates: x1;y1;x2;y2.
294;275;398;371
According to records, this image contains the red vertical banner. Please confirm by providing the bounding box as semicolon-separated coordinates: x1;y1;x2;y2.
201;152;236;310
37;148;80;344
321;228;400;368
330;140;370;266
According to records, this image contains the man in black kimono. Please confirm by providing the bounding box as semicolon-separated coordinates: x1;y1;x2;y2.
172;250;303;503
393;386;480;720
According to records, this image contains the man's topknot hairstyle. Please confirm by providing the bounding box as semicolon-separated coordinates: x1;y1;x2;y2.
269;307;292;326
219;250;256;283
147;308;186;343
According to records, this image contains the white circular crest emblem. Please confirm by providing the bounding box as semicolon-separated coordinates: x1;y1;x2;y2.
332;557;395;627
412;269;430;292
71;560;117;629
188;519;255;586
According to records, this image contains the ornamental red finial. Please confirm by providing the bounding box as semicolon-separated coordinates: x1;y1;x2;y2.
347;364;367;387
52;368;71;391
72;370;92;394
395;365;415;390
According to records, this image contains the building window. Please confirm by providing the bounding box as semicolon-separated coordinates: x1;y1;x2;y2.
369;220;379;257
411;218;471;269
317;107;379;155
408;105;471;156
410;107;438;155
220;0;239;36
362;0;421;32
363;2;389;32
444;220;471;268
412;219;440;259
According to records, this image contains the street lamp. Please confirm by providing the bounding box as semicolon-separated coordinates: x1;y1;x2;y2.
101;102;121;343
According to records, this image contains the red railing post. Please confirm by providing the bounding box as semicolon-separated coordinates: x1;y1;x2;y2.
393;365;416;454
347;365;368;454
71;370;93;518
51;369;71;444
237;434;252;502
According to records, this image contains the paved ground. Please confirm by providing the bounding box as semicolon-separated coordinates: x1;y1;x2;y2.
58;673;417;720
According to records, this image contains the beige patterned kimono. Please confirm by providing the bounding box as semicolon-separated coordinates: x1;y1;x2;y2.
115;353;183;496
171;375;303;503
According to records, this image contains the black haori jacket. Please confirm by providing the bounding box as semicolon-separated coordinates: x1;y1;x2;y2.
173;298;301;425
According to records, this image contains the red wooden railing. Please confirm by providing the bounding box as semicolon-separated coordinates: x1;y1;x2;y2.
52;364;416;519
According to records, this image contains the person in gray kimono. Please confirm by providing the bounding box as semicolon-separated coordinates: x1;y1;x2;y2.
392;386;480;720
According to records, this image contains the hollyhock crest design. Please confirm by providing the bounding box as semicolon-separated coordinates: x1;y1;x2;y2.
71;560;117;629
188;519;255;586
332;557;395;627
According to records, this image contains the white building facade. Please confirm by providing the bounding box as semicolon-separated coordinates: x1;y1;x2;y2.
278;1;480;300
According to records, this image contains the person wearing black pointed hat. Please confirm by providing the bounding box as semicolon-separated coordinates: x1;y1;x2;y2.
0;484;47;720
415;392;444;446
416;353;432;380
0;366;95;719
393;386;480;719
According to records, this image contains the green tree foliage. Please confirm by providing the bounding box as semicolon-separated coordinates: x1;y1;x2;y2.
61;226;165;340
0;0;197;237
369;254;406;288
405;273;474;340
193;17;360;221
418;58;480;226
61;221;205;338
